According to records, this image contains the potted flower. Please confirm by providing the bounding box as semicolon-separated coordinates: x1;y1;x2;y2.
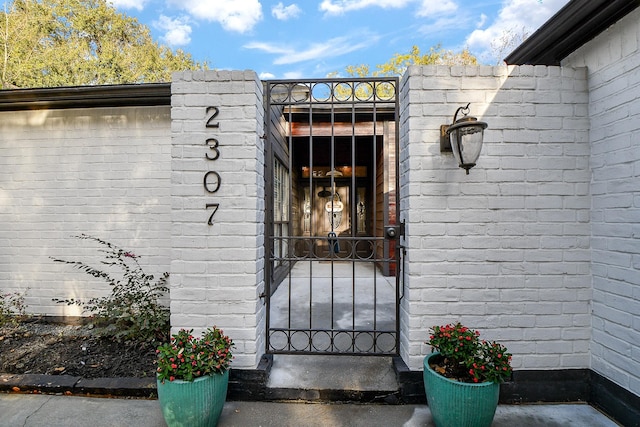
156;327;234;427
424;322;512;427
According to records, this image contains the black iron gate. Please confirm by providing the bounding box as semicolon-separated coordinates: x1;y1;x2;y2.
265;78;400;355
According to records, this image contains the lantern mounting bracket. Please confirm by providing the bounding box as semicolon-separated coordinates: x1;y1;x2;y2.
439;103;470;152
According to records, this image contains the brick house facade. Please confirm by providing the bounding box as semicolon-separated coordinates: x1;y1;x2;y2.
0;1;638;423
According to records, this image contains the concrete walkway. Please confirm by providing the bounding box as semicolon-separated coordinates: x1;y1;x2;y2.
0;394;619;427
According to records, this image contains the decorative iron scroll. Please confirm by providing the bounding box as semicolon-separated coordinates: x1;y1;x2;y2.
268;80;397;105
275;236;388;261
268;328;397;355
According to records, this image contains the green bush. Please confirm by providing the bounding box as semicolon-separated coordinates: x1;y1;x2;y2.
0;289;27;327
52;234;169;347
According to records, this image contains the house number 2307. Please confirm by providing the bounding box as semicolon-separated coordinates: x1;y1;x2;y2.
204;106;220;225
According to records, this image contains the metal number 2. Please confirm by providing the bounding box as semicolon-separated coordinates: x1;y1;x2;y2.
205;106;220;128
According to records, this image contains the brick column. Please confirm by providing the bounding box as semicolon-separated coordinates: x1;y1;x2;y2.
400;65;590;371
170;71;265;368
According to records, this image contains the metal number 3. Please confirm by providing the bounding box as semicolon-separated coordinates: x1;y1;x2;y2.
206;138;220;160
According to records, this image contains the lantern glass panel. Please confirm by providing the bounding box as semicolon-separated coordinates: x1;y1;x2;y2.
450;124;484;168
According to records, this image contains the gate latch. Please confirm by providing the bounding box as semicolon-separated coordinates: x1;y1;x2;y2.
385;222;405;239
328;231;340;254
385;225;398;239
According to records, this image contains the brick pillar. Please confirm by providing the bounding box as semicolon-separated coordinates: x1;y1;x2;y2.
170;71;265;368
399;65;590;371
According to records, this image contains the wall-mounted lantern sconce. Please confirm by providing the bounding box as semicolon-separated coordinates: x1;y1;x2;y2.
440;103;488;174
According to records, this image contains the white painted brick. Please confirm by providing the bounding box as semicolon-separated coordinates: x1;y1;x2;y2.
0;106;172;315
170;71;264;368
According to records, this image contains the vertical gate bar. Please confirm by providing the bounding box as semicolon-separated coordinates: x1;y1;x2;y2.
372;87;378;335
285;93;294;334
308;83;314;335
329;81;336;332
371;83;378;342
350;85;357;334
264;82;272;354
394;78;401;355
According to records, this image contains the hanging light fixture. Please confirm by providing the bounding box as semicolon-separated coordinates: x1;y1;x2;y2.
440;103;488;174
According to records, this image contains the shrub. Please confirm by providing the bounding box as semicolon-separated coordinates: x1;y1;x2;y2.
427;322;512;383
156;327;234;383
52;234;169;346
0;289;27;327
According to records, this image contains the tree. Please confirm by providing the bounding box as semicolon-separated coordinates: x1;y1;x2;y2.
1;0;205;89
344;44;478;78
490;26;530;65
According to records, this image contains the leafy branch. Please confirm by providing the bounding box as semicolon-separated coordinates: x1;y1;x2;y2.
52;234;169;347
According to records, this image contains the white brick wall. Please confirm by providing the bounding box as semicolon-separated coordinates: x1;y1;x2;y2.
563;7;640;396
170;70;265;369
399;65;591;371
0;106;172;315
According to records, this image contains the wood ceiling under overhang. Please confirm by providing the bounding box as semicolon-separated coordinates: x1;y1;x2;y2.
282;105;396;137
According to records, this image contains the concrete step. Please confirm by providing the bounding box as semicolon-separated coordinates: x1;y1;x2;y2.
265;355;402;403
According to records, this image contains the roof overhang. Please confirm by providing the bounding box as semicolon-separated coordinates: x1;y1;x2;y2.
505;0;640;65
0;83;171;111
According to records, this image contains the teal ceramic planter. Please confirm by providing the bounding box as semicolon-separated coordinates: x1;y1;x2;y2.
423;353;499;427
157;370;229;427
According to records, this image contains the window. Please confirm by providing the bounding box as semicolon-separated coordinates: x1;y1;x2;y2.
273;159;289;265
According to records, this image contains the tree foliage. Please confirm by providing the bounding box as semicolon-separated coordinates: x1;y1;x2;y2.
1;0;204;89
344;44;478;78
491;26;530;65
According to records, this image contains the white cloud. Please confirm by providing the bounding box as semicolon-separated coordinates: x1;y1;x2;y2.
477;13;487;28
319;0;413;15
155;16;192;46
259;72;276;79
465;0;569;61
108;0;149;10
415;0;457;17
283;71;304;79
245;34;379;65
319;0;458;19
243;42;289;55
272;3;302;20
172;0;263;33
418;16;463;38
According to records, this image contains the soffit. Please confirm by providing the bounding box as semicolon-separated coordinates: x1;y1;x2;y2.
505;0;640;65
0;83;171;111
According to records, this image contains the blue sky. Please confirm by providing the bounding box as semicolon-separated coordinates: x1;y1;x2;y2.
113;0;569;79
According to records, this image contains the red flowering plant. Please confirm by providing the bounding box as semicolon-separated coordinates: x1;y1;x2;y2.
156;327;234;383
427;322;512;383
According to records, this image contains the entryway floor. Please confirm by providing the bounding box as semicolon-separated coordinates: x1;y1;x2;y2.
269;260;396;332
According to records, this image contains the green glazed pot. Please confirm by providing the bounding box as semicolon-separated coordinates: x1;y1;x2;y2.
157;370;229;427
423;353;499;427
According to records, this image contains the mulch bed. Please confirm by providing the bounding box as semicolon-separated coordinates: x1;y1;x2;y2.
0;319;157;379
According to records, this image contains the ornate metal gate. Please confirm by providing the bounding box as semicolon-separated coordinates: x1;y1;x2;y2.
265;78;400;355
